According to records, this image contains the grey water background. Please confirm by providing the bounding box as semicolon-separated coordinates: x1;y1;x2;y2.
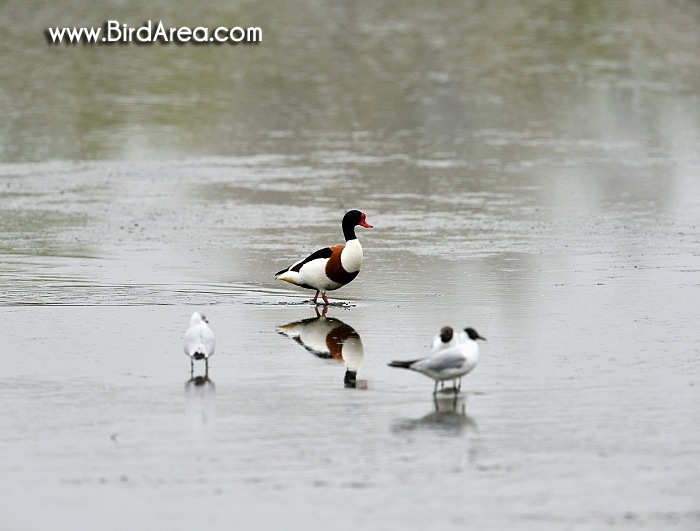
2;1;700;529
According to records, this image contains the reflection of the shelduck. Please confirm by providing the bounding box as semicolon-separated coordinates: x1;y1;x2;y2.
392;393;477;436
277;307;366;389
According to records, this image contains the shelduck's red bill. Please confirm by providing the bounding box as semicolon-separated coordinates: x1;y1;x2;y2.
359;213;373;228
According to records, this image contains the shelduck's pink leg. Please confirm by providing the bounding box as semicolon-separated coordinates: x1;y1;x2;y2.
312;290;319;304
321;292;330;305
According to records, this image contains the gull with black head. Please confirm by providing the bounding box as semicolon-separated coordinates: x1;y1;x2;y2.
389;327;486;395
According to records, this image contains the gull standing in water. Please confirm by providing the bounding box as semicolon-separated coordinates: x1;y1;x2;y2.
432;326;457;352
389;327;486;395
431;326;457;391
184;312;215;374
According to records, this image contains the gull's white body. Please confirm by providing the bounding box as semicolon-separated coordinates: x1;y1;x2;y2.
389;327;485;394
184;312;215;372
411;331;479;382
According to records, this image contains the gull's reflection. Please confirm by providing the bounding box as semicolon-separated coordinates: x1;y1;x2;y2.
184;374;216;430
392;393;477;436
277;307;366;389
185;374;216;391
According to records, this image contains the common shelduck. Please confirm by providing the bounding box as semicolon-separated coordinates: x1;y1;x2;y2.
183;312;215;374
275;210;373;305
389;327;486;395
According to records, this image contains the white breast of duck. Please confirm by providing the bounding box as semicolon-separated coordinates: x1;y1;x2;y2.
301;239;362;292
339;238;363;276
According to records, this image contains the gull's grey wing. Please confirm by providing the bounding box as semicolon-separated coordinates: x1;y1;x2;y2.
413;350;464;373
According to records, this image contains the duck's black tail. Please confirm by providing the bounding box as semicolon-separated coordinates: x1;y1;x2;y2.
193;352;206;360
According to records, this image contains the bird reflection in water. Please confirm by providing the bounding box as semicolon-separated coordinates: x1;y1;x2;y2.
184;374;216;429
392;393;477;437
277;306;366;389
185;374;215;391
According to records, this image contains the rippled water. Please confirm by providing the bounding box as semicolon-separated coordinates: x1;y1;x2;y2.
2;1;700;529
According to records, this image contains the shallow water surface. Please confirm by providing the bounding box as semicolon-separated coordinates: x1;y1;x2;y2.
1;155;698;530
2;0;700;530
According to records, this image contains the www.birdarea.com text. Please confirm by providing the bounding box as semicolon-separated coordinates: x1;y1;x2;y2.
46;20;262;45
